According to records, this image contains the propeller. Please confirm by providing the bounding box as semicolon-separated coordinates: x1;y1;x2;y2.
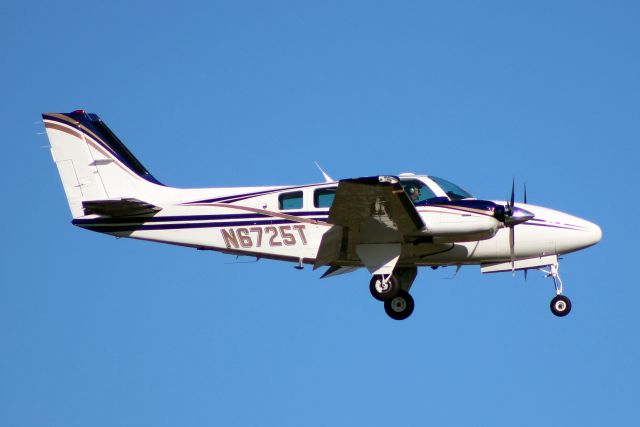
493;179;535;273
508;179;516;272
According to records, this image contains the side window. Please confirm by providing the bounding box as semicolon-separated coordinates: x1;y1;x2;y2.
314;188;336;208
279;191;303;210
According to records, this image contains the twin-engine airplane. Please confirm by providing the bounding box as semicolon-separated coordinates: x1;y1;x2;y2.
42;110;602;320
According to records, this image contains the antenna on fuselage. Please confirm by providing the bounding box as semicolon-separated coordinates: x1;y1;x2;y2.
314;161;334;183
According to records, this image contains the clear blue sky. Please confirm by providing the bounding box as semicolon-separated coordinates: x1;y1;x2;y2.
2;1;639;426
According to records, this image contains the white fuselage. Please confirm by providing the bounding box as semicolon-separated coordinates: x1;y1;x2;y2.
74;179;602;268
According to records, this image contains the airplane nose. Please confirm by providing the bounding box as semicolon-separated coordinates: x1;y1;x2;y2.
557;217;602;253
518;205;601;256
585;221;603;247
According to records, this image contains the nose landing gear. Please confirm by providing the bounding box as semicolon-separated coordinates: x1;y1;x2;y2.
541;263;572;317
550;295;572;317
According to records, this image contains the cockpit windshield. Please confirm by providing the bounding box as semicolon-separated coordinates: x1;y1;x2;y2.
400;179;438;204
429;176;473;201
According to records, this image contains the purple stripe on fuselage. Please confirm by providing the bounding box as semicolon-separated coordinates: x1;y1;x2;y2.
74;217;328;233
521;222;588;231
186;189;283;204
72;211;330;225
184;183;336;205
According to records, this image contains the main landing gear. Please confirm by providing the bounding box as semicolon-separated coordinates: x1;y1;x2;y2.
369;275;399;301
384;291;415;320
542;263;572;317
370;268;417;320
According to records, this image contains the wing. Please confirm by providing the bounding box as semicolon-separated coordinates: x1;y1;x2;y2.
328;176;424;236
314;176;424;274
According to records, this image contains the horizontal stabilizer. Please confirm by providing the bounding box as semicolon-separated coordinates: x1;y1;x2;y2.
481;255;558;274
82;198;162;217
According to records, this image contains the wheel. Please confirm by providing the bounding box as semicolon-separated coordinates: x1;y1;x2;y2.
369;275;399;301
384;291;415;320
550;295;572;317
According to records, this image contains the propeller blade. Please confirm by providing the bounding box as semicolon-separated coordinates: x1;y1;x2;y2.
523;183;528;204
524;268;528;281
509;177;515;212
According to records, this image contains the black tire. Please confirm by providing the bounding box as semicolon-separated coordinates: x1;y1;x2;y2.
550;295;572;317
369;275;400;301
384;291;415;320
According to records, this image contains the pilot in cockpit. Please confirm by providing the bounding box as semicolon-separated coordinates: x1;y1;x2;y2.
407;184;421;202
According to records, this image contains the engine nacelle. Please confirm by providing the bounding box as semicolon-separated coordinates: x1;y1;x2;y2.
422;213;500;243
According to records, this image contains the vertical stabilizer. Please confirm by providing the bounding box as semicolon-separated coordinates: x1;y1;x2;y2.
42;110;164;218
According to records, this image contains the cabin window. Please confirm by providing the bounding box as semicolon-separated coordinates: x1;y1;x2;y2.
314;187;336;208
279;191;303;210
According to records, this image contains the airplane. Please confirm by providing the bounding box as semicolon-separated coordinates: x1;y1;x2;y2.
42;110;602;320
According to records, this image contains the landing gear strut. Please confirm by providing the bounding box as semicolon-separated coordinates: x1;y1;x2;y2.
541;263;572;317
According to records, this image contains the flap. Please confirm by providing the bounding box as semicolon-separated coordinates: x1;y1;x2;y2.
356;243;402;275
313;225;346;269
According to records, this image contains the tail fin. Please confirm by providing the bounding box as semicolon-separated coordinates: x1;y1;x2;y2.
42;110;164;218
